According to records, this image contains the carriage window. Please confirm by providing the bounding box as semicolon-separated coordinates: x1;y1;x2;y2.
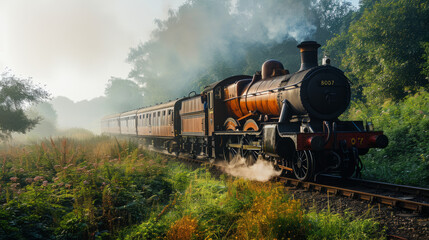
163;110;166;116
158;111;160;117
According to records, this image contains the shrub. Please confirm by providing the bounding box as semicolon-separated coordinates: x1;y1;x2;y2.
165;216;199;240
229;180;309;240
343;89;429;186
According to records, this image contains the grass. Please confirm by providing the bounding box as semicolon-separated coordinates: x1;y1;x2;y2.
0;136;386;239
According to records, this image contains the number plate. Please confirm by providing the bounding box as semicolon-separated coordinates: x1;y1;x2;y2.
320;80;335;86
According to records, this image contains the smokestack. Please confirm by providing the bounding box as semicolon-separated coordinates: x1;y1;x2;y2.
297;41;321;71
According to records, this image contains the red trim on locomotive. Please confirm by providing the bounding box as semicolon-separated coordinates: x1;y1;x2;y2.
297;131;385;151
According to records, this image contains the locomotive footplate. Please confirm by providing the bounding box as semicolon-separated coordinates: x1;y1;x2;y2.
262;123;388;157
284;131;388;151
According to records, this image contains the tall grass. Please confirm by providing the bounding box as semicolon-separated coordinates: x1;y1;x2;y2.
124;168;386;240
0;137;386;239
0;137;171;239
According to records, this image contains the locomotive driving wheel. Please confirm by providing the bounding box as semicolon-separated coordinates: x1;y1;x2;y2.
292;150;315;181
223;136;239;163
241;135;258;166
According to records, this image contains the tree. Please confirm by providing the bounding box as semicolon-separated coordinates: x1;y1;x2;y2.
325;0;429;103
0;69;50;140
127;0;353;104
25;102;58;137
422;42;429;80
104;77;144;112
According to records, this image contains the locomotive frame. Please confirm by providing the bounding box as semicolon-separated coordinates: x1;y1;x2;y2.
101;41;388;181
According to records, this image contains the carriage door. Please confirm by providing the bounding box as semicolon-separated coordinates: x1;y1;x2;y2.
207;91;215;136
149;113;152;134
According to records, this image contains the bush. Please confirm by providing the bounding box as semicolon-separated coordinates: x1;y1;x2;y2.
307;210;386;240
0;137;172;239
343;89;429;186
0;137;387;239
231;181;309;240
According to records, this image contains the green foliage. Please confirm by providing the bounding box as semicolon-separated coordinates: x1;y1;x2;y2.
120;218;167;240
422;42;429;80
0;137;386;239
127;0;353;105
325;0;429;103
104;77;144;113
0;138;172;239
0;69;50;140
23;102;58;138
307;209;386;240
313;0;354;35
230;180;309;240
0;184;66;240
123;170;385;240
344;89;429;186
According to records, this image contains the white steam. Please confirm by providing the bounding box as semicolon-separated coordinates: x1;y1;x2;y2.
218;155;281;182
128;0;319;105
232;0;316;43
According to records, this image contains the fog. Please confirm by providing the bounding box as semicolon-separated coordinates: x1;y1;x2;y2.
127;0;320;105
0;0;186;102
2;0;357;137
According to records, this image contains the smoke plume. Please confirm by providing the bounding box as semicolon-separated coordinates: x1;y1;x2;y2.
127;0;320;105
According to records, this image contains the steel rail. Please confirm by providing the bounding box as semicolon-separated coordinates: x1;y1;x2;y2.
278;176;429;213
318;174;429;198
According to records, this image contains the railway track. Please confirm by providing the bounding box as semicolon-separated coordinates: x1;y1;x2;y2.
147;147;429;214
278;175;429;214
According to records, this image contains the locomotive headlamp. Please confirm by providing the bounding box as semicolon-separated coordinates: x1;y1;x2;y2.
366;122;374;131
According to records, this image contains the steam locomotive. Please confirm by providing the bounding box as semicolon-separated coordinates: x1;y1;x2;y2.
101;41;388;181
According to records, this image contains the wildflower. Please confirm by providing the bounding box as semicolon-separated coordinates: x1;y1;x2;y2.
19;168;24;173
83;180;89;185
58;182;64;187
53;177;59;182
65;183;71;189
34;176;44;182
42;180;48;186
77;166;87;171
10;177;19;182
25;178;33;183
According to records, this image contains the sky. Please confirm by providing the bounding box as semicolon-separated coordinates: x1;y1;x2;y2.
0;0;360;102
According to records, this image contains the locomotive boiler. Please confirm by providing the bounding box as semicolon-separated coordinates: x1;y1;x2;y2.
223;41;350;122
101;41;388;181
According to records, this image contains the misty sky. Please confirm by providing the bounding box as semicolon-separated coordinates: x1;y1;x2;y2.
0;0;359;102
